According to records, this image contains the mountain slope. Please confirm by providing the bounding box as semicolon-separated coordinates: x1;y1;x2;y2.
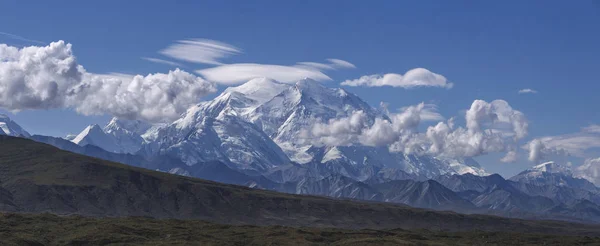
510;162;599;193
71;124;122;153
5;135;600;233
102;117;152;153
0;114;30;137
147;78;488;178
434;173;508;193
374;179;476;211
281;174;384;201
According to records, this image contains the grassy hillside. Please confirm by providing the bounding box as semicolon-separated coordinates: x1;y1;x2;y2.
1;213;599;246
1;135;600;236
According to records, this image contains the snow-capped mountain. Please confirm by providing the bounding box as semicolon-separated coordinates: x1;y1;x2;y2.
71;117;160;154
4;110;600;222
509;162;599;193
103;117;153;153
153;112;291;171
247;78;382;163
282;174;384;201
71;124;122;153
142;78;487;177
148;79;293;171
0;114;30;137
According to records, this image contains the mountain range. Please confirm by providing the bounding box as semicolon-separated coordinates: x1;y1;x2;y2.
3;135;600;237
1;78;600;223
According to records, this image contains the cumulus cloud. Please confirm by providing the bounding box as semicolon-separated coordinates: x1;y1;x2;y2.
70;69;216;122
400;104;444;122
303;99;528;161
340;68;453;89
141;57;183;67
0;41;84;110
518;88;538;94
575;157;600;186
528;139;545;162
422;100;528;159
159;39;241;65
307;110;370;146
197;63;333;85
0;41;216;123
304;103;427;148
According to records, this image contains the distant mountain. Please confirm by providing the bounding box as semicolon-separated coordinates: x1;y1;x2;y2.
8;135;596;232
434;173;507;193
102;117;153;153
0;114;30;137
280;174;383;201
469;183;557;214
374;179;476;211
6;80;600;223
16;134;600;223
434;172;600;219
71;117;161;154
510;162;599;193
38;78;488;180
143;78;487;178
71;124;122;153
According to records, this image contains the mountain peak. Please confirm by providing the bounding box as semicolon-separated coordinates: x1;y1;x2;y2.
226;77;289;104
72;124;104;144
530;161;572;174
294;78;326;91
0;114;31;137
104;117;152;136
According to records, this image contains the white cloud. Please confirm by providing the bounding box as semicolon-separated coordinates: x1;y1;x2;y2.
93;73;136;83
303;99;527;161
327;58;356;69
583;124;600;134
528;139;545;162
340;68;453;89
0;41;216;123
197;63;332;85
296;58;355;70
141;57;183;67
575;157;600;186
0;41;84;110
200;58;355;85
304;103;427;148
400;104;444;122
71;69;216;123
500;150;518;163
414;100;527;160
524;125;600;162
159;39;241;65
518;88;538;94
526;134;600;158
295;62;334;70
307;110;370;146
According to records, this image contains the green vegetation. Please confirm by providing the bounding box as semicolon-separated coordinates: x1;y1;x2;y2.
1;212;599;246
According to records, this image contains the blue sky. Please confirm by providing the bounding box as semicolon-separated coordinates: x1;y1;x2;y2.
1;0;599;176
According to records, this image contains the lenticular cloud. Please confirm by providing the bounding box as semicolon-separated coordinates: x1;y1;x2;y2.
0;41;216;123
